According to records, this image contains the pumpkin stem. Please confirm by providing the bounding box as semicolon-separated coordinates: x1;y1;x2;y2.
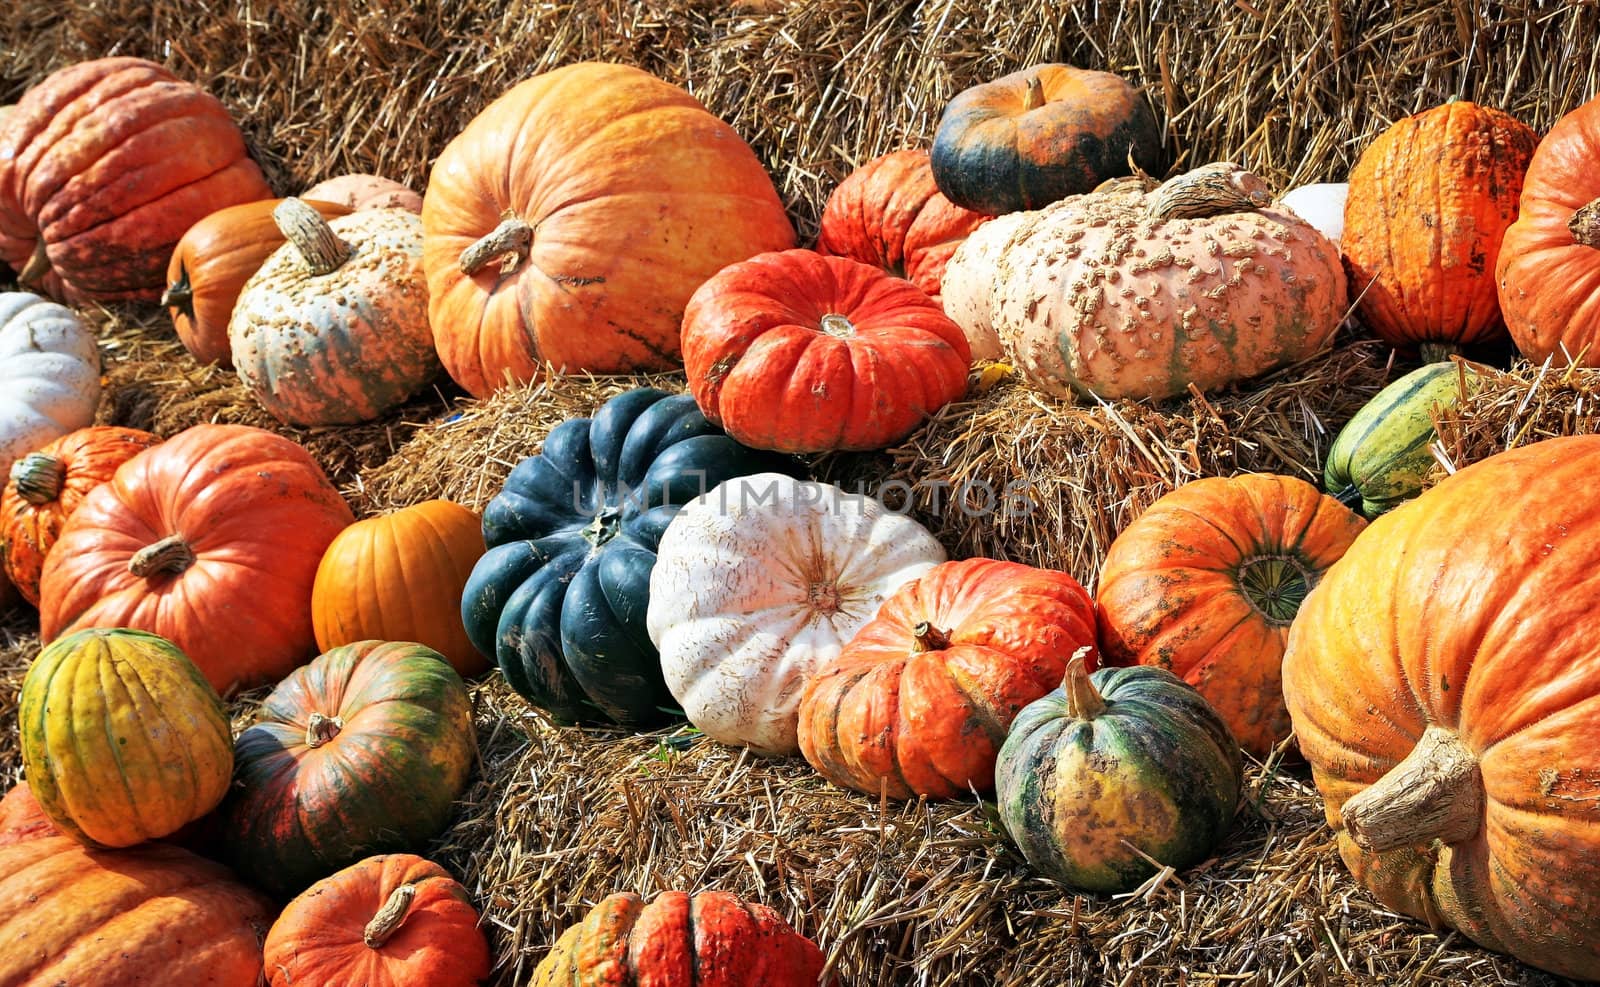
459;216;534;277
1568;199;1600;248
18;240;50;288
274;197;350;276
1022;75;1046;112
1341;725;1483;852
1236;555;1314;626
305;712;345;749
1145;162;1274;221
363;883;418;948
1330;484;1364;512
128;534;196;578
1061;647;1105;719
11;452;66;504
161;268;194;319
1418;342;1460;364
819;313;856;338
911;622;952;652
581;506;622;549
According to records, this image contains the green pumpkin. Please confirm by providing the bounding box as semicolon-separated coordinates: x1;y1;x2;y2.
995;653;1242;894
1324;362;1472;517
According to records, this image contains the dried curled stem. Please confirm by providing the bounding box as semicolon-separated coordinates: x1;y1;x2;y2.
1146;162;1274;221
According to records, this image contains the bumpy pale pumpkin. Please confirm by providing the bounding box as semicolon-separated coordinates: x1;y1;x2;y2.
940;210;1030;362
0;292;102;484
302;173;423;213
1324;362;1474;517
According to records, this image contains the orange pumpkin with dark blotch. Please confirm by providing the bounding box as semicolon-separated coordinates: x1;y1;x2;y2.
0;782;56;846
37;423;354;697
1342;101;1538;354
1;426;161;606
0;57;272;303
302;173;422;213
1283;435;1600;981
682;249;971;453
797;558;1098;799
422;62;796;398
1097;474;1366;759
815;149;991;303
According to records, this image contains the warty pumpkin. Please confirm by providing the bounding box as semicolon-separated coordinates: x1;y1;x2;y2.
940;210;1029;362
422;61;796;398
0;292;102;485
302;173;423;213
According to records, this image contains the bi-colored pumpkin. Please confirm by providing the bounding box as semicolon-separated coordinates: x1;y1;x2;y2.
1324;362;1473;517
302;173;423;213
0;292;102;485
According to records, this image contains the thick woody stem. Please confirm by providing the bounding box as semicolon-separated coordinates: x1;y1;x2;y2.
19;240;50;287
1568;199;1600;248
305;712;345;749
911;622;952;652
11;452;65;504
1022;75;1047;112
363;884;418;948
1341;726;1484;852
1061;648;1105;719
274;197;350;275
459;216;533;276
1146;162;1274;221
128;534;195;578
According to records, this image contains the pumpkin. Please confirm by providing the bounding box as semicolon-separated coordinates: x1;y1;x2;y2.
20;627;232;848
996;653;1243;893
797;558;1097;800
222;640;475;898
682;249;972;453
940;210;1030;362
313;499;488;678
648;473;946;755
814;148;991;303
1497;95;1600;365
263;853;491;987
1343;101;1538;356
1324;362;1474;517
422;61;796;398
929;63;1163;216
1279;182;1349;247
1;425;161;605
1096;473;1366;759
461;387;796;727
531;890;827;987
229;199;439;426
302;173;423;213
38;423;355;697
1282;434;1600;981
0;782;57;846
0;57;272;304
0;292;102;483
163;197;351;367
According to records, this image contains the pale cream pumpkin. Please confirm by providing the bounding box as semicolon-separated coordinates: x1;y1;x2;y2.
939;211;1028;362
0;292;101;482
301;174;423;214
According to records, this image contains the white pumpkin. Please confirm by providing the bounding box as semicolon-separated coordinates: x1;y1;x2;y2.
1279;182;1348;247
940;211;1028;363
0;291;101;480
648;473;946;756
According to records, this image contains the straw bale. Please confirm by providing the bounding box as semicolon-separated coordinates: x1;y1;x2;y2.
1430;356;1600;481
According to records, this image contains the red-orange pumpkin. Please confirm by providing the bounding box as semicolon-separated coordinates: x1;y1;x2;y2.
38;423;354;696
797;557;1098;799
0;782;57;846
682;249;971;453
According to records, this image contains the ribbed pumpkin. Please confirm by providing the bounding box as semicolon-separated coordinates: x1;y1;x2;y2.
1;292;102;483
996;654;1243;893
20;628;232;848
1343;101;1538;356
221;640;476;898
263;853;491;987
682;249;971;453
422;62;796;398
313;500;487;678
0;57;272;303
531;890;827;987
302;173;423;213
1283;434;1600;981
798;558;1097;800
929;63;1163;216
230;199;439;426
0;782;57;846
38;423;355;697
1324;362;1474;517
1096;474;1366;758
1;426;161;605
163;197;350;367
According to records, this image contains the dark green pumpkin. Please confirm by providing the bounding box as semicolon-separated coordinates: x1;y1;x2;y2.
220;640;474;898
995;653;1242;894
460;387;799;727
1324;362;1472;517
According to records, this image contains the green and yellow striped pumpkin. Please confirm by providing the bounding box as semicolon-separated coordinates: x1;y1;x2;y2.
1324;362;1474;517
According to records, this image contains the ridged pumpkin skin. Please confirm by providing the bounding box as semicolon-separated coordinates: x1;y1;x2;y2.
164;197;351;367
815;148;991;303
1283;435;1600;981
0;57;272;304
798;558;1097;800
531;890;827;987
222;640;476;898
1343;101;1538;352
1096;474;1366;759
1324;362;1472;517
313;500;488;677
682;250;972;453
20;628;232;849
930;63;1163;216
1;426;161;605
996;659;1243;893
263;853;491;987
0;292;102;484
422;62;796;398
1496;95;1600;365
0;835;274;985
302;173;422;213
0;783;57;846
38;423;355;697
230;202;439;426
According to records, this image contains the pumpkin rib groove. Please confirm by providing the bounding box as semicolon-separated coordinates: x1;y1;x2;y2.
52;148;246;251
108;653;186;837
88;655;143;841
1161;503;1252;564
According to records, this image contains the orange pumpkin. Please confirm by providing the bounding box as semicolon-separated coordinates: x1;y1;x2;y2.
1283;435;1600;980
421;61;796;398
1343;101;1538;355
1097;474;1367;759
302;173;423;213
0;781;57;846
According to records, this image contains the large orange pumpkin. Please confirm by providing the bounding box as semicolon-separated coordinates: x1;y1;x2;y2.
1283;435;1600;980
37;423;355;696
0;57;272;304
1096;474;1367;759
1342;101;1538;355
0;782;57;846
422;61;796;398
